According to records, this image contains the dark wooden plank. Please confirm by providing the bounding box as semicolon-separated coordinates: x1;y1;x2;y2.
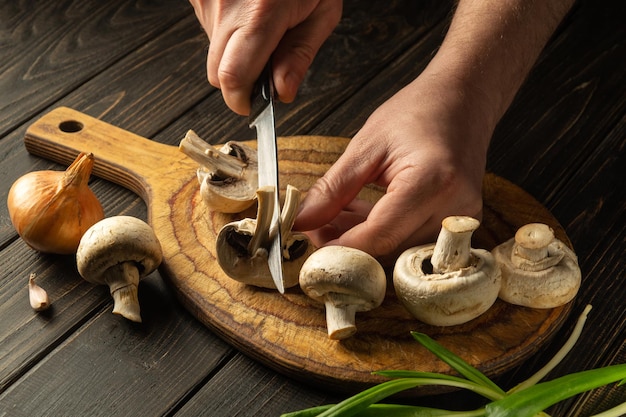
0;0;193;136
174;353;342;417
513;118;626;415
0;14;212;244
488;1;626;200
0;274;233;417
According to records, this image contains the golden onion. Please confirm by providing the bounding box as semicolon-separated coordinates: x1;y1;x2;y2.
7;152;104;254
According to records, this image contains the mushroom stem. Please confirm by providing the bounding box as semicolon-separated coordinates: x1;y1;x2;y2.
280;185;301;241
513;223;556;264
179;130;246;180
431;216;480;273
106;262;142;323
247;186;275;258
324;293;359;340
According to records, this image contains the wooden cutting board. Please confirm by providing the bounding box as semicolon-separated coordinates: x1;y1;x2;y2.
24;107;573;394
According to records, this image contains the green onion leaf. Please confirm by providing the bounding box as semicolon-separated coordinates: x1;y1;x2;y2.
485;364;626;417
310;377;495;417
374;370;503;401
411;332;506;397
281;403;484;417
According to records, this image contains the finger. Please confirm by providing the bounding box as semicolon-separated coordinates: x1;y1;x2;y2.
328;188;434;258
206;2;291;115
294;139;386;232
329;181;483;261
214;27;283;115
302;199;373;246
272;1;342;102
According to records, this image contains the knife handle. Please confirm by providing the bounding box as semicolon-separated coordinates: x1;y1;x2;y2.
249;62;276;124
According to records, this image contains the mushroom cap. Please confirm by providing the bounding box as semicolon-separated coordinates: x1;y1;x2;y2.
76;216;163;285
492;235;581;308
393;244;501;326
197;141;258;213
216;219;312;289
299;246;387;311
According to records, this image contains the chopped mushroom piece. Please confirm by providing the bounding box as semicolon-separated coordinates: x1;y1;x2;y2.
492;223;581;308
76;216;163;323
216;185;313;289
393;216;501;326
179;130;258;213
299;246;387;340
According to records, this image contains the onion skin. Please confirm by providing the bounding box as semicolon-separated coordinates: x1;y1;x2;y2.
7;152;105;254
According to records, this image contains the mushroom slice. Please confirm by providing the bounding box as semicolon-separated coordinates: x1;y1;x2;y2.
179;130;258;213
76;216;163;323
393;216;501;326
299;246;387;340
492;223;581;308
216;185;314;289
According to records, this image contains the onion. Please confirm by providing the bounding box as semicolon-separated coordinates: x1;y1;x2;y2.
7;152;105;254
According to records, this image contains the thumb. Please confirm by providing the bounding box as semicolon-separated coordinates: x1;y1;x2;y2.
294;141;382;232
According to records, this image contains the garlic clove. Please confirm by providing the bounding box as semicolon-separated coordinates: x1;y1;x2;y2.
28;273;50;312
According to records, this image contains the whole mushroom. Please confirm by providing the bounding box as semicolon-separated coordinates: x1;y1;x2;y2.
393;216;501;326
76;216;163;323
492;223;581;308
179;130;258;213
216;185;313;289
299;246;387;340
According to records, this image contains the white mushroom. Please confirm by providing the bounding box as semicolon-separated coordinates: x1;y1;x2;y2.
393;216;501;326
76;216;163;323
492;223;581;308
179;130;258;213
299;246;387;340
216;185;313;289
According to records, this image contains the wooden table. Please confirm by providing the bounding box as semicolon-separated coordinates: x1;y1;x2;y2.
1;0;624;415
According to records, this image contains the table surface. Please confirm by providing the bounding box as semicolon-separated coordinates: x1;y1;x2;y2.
1;0;624;416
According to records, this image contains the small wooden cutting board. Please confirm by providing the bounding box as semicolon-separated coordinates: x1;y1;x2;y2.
24;107;573;394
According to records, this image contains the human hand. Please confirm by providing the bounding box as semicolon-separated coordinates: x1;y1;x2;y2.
189;0;342;115
293;71;496;264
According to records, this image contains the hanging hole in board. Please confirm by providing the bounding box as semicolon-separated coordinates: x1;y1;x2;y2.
59;120;84;133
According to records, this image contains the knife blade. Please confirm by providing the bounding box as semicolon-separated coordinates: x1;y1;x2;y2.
249;63;284;294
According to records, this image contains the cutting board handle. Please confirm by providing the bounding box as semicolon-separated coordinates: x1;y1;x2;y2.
24;107;193;205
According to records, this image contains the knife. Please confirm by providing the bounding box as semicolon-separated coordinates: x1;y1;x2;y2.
249;63;284;294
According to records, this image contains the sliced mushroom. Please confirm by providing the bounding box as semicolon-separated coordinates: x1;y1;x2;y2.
393;216;501;326
492;223;581;308
76;216;163;323
299;246;387;340
179;130;258;213
216;185;313;289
